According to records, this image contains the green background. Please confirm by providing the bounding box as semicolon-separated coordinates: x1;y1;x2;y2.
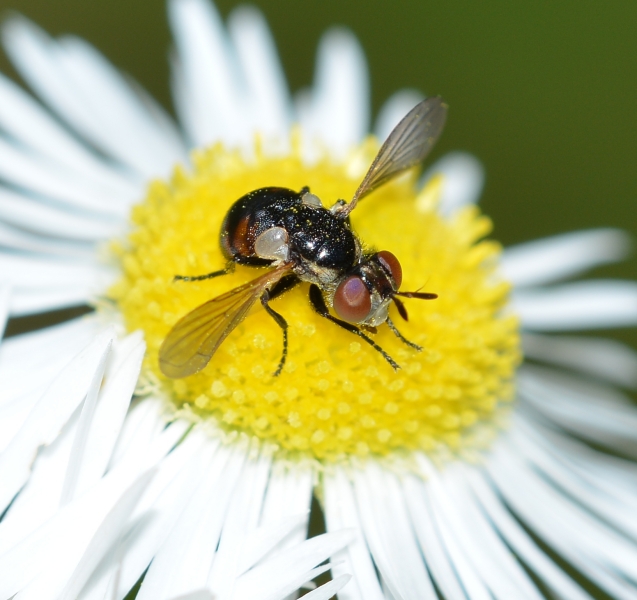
1;0;635;351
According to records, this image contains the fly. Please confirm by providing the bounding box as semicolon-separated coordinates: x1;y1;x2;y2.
159;97;447;378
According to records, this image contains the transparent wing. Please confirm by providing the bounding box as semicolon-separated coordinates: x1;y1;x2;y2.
159;264;291;378
341;96;447;217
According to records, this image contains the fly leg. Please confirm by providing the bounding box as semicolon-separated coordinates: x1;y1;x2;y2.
386;316;422;351
308;284;399;370
173;262;235;282
261;275;300;376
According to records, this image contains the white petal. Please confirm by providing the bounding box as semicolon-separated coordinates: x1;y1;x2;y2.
299;576;352;600
169;0;249;148
352;464;437;600
259;464;314;553
0;451;156;598
0;221;96;259
2;17;184;179
464;466;590;600
20;470;153;600
523;332;637;388
0;315;100;402
0;187;122;242
519;365;637;455
237;513;309;577
80;428;214;600
0;137;130;218
323;468;384;600
0;327;114;513
421;151;485;215
502;228;631;288
487;437;637;598
0;285;9;339
136;442;244;599
0;71;143;198
10;286;101;317
296;28;368;158
400;475;467;599
228;6;291;141
374;89;423;141
513;280;637;330
208;446;272;595
108;397;170;470
61;335;146;503
234;530;354;600
419;459;543;599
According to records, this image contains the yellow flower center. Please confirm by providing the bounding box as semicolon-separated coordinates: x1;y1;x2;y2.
108;136;521;463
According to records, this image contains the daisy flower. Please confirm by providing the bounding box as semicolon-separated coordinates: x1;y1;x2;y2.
1;0;637;599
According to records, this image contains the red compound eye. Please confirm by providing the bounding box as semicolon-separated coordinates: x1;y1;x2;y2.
334;276;372;323
376;250;402;288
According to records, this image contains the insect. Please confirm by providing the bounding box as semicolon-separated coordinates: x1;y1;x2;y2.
159;97;447;379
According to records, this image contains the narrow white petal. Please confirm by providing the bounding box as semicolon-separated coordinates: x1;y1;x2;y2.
0;328;114;513
208;446;273;596
513;417;637;541
0;409;80;547
2;17;184;179
19;470;154;600
0;315;100;400
0;71;143;198
234;530;354;600
62;335;146;503
352;464;437;600
323;468;384;600
136;443;243;599
519;365;637;453
300;576;352;600
464;467;591;600
0;221;96;259
0;449;157;599
0;253;113;293
487;439;637;598
58;338;111;505
502;228;631;288
0;138;130;218
228;6;291;141
10;286;101;317
169;0;249;148
169;592;215;600
296;28;368;158
374;89;423;141
56;35;188;177
0;285;9;339
108;397;169;470
513;280;637;330
401;475;467;599
80;429;214;600
0;187;122;242
250;563;334;600
237;513;309;577
421;460;543;599
259;464;314;554
523;332;637;388
421;152;485;215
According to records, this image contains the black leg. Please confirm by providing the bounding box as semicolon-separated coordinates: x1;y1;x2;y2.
173;262;235;282
268;274;300;300
261;288;289;376
386;316;422;351
308;285;399;370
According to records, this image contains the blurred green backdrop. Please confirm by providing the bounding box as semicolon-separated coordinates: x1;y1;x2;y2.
0;0;635;348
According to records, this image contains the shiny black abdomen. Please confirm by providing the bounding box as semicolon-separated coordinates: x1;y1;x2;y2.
220;187;357;270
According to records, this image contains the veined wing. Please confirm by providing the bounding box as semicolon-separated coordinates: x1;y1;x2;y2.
341;97;447;217
159;264;291;378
